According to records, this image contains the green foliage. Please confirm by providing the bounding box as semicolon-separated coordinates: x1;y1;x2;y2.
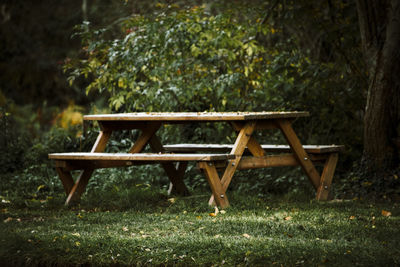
67;6;268;112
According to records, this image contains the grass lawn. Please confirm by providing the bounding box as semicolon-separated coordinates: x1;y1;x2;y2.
1;187;399;266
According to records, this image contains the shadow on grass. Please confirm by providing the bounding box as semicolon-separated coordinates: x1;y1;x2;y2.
0;186;399;266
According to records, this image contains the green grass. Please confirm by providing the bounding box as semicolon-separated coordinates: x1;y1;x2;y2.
1;187;399;266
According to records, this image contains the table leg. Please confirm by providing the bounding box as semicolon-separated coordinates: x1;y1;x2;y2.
316;153;339;200
56;167;74;195
64;130;112;205
149;135;190;196
277;119;321;190
208;121;257;206
129;122;161;153
231;122;266;157
199;162;229;208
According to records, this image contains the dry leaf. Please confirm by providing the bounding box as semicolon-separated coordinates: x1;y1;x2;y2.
3;217;12;223
242;233;251;238
284;216;292;221
349;215;356;220
214;206;219;215
122;226;128;232
220;210;226;214
381;210;392;217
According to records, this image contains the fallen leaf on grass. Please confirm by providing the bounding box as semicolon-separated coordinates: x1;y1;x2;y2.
122;226;128;232
242;233;251;238
349;215;356;220
284;216;292;221
3;217;12;223
381;210;392;217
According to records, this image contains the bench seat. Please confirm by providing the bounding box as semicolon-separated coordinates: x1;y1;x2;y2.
163;144;344;154
49;152;235;162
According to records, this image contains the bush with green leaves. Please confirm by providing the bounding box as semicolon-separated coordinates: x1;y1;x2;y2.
64;4;367;196
66;5;269;112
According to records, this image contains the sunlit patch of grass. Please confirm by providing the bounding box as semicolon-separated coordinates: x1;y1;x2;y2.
0;187;399;266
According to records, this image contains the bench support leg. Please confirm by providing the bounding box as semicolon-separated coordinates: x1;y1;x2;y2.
199;162;229;208
278;120;321;190
316;153;339;200
62;130;111;206
208;121;257;206
56;167;74;195
149;135;190;196
65;169;94;205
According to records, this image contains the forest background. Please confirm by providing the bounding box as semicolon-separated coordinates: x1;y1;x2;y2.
1;0;399;202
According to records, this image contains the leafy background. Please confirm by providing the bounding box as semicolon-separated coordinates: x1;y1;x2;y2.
1;0;398;201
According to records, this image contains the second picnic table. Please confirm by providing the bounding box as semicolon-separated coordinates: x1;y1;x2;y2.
49;112;343;208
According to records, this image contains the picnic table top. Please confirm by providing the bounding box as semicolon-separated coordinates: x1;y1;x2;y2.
83;111;309;122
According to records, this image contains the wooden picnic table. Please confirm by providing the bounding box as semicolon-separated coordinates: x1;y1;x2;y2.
49;112;343;208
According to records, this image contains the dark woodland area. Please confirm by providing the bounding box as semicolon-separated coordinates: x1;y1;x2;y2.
0;1;399;266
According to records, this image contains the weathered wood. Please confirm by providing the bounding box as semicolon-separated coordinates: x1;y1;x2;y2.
56;167;74;195
149;135;190;196
65;169;94;205
129;122;161;153
199;162;229;208
91;130;112;153
99;121;151;131
278;120;321;189
64;129;111;205
84;111;309;122
163;144;344;154
231;122;266;157
209;121;256;205
316;153;339;200
237;154;299;169
55;159;148;170
49;152;235;161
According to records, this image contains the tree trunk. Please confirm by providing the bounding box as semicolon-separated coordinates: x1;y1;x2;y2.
356;0;400;171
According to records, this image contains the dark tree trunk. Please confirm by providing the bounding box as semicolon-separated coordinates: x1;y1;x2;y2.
356;0;400;171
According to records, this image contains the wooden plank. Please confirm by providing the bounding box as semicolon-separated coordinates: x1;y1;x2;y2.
149;135;190;196
65;169;94;205
316;153;339;200
209;121;256;205
231;122;266;157
99;121;151;131
129;122;161;153
54;159;149;171
49;152;235;161
278;119;321;190
163;144;344;154
199;162;229;208
56;167;74;195
84;111;309;122
91;130;112;153
237;154;299;169
64;129;111;205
